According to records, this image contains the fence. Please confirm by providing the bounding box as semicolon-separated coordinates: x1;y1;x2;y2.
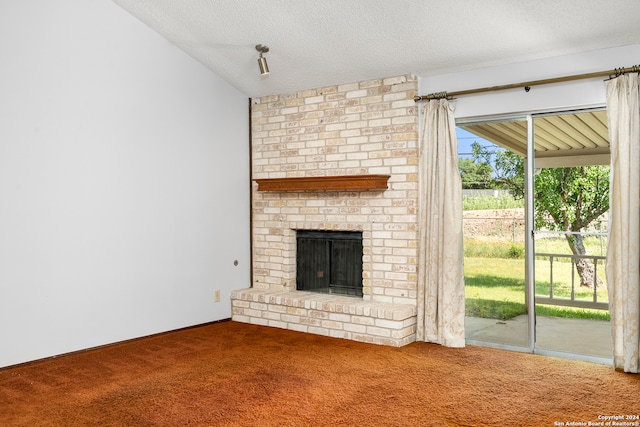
534;252;608;311
463;216;526;244
463;216;608;246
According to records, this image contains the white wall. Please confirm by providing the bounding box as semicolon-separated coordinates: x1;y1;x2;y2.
419;44;640;119
0;1;250;368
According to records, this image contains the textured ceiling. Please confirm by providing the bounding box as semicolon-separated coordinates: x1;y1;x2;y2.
113;0;640;98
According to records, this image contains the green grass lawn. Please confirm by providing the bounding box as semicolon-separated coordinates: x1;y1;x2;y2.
462;196;609;321
464;257;610;321
464;236;607;260
463;194;524;210
536;236;607;257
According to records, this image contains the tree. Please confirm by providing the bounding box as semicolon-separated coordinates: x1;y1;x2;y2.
458;157;493;189
471;142;609;289
471;142;524;197
534;166;609;288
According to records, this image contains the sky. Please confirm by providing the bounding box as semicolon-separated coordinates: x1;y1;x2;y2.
456;127;501;159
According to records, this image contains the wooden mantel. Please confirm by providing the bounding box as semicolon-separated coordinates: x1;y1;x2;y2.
254;174;390;192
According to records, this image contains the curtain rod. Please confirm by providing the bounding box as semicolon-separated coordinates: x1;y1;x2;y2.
414;64;640;102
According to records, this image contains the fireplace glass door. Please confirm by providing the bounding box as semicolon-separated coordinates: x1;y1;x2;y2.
296;230;363;297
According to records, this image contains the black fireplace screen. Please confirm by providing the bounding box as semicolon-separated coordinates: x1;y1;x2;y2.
296;230;363;297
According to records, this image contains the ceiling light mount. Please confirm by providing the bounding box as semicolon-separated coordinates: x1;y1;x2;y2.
256;44;270;75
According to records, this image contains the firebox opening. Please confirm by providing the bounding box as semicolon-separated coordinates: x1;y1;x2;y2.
296;230;363;297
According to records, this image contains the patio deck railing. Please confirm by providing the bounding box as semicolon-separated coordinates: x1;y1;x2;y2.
535;252;608;310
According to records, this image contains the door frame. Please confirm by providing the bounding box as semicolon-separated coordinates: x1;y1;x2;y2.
458;107;612;364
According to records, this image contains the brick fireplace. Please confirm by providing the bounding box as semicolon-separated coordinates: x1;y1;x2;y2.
231;75;420;346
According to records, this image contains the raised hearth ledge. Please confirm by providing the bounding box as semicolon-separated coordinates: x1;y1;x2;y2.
231;288;417;347
254;174;390;192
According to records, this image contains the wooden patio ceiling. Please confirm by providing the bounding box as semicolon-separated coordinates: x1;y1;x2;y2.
459;110;610;168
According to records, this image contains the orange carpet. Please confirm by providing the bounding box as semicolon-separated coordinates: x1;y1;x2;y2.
0;320;638;426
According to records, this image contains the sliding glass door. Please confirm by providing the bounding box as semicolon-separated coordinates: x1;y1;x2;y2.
458;117;529;350
531;110;612;361
459;109;613;362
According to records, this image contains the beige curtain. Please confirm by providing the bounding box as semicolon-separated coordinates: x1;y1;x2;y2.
416;99;465;347
605;73;640;373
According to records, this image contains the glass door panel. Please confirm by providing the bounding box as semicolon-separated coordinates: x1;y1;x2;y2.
531;110;612;360
457;119;529;349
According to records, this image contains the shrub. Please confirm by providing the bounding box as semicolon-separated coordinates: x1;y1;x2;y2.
506;244;525;259
464;239;523;259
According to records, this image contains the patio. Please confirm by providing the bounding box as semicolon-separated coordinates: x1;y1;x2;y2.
465;315;613;360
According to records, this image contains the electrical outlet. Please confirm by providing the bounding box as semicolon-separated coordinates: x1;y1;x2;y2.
214;290;221;302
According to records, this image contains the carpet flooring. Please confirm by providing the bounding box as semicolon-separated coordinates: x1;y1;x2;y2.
1;320;638;426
